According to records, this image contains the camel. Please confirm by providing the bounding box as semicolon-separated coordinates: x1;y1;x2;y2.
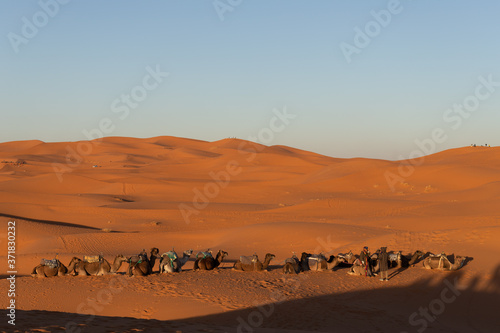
234;253;275;271
31;257;80;278
339;250;376;275
307;254;341;271
238;253;259;265
388;251;401;268
347;250;378;276
194;249;227;270
196;249;213;259
347;258;372;276
283;252;310;274
128;248;160;276
423;253;466;271
387;250;424;268
403;250;424;267
75;255;128;276
159;249;193;273
337;250;357;266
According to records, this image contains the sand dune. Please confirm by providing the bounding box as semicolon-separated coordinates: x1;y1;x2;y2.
0;136;499;332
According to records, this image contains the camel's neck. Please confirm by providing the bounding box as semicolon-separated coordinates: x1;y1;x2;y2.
149;254;157;267
409;253;420;265
215;254;224;267
59;262;68;274
262;257;273;269
347;255;355;264
451;260;463;270
180;254;190;265
332;257;340;267
111;257;124;273
67;261;76;274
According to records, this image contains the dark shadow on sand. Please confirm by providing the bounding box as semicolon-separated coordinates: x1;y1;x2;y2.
0;213;123;232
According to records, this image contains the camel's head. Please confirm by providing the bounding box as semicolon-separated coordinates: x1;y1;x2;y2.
456;256;467;265
218;250;228;259
150;248;160;258
116;254;127;262
300;252;311;260
265;253;276;260
340;250;353;260
70;257;82;264
184;249;194;257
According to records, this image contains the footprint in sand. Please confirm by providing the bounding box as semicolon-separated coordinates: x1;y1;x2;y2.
257;280;274;288
153;285;181;297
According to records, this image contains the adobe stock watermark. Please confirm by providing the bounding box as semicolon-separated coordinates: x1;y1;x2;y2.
340;0;404;64
312;234;341;255
179;106;297;224
401;278;461;333
51;65;169;182
7;0;71;54
213;0;243;21
65;274;129;333
385;74;499;192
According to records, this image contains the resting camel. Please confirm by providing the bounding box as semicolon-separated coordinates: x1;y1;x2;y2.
347;258;371;276
234;253;275;271
388;251;401;268
386;250;424;268
238;253;258;265
347;251;379;276
128;248;160;276
283;252;310;274
196;249;213;259
194;249;227;270
75;255;128;276
31;257;80;278
159;249;193;273
307;254;341;271
402;250;424;267
337;250;357;266
423;254;466;271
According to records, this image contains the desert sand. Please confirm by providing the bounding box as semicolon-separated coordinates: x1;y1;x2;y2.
0;136;499;332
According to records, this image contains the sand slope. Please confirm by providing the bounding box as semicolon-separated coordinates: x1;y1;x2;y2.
0;136;499;332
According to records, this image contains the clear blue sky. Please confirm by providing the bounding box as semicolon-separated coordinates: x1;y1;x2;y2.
1;0;499;159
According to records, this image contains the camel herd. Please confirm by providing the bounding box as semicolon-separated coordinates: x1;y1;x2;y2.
30;247;467;278
31;248;229;278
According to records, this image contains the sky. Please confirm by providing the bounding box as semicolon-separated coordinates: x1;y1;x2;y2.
1;0;499;160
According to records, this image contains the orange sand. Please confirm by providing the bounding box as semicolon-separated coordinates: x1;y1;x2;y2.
0;137;499;332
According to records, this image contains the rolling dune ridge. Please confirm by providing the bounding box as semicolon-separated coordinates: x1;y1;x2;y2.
1;137;499;332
